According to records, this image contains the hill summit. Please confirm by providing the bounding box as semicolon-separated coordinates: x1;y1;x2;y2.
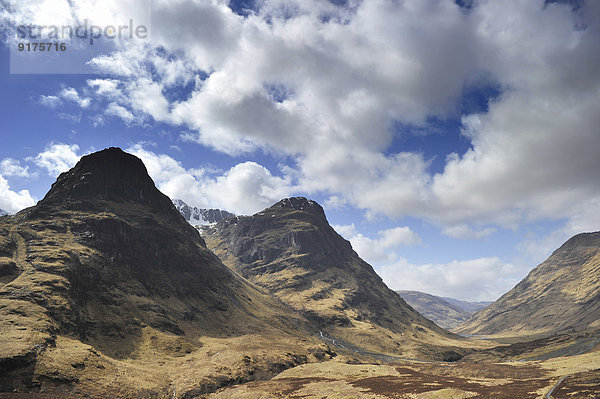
41;147;167;210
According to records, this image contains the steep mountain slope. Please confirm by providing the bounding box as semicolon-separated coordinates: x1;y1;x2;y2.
396;290;472;330
456;232;600;336
440;297;492;314
203;197;468;360
173;199;234;225
0;148;325;396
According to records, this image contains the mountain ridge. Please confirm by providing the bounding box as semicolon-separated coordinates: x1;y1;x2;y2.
440;296;492;314
202;196;470;360
396;290;474;330
456;231;600;336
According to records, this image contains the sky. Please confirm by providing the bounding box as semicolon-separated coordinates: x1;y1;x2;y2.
1;0;599;302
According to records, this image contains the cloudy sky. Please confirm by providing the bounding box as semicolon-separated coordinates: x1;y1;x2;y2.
1;0;599;301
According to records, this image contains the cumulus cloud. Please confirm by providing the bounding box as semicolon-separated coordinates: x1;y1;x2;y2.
378;257;519;302
87;79;123;98
0;175;36;214
58;0;598;233
332;223;358;239
30;143;82;177
105;102;136;124
127;144;294;214
0;159;34;178
9;1;600;231
443;224;496;240
129;78;170;122
334;224;422;264
59;88;91;108
39;95;62;108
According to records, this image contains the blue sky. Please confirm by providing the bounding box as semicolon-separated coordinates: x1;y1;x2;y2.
1;0;599;301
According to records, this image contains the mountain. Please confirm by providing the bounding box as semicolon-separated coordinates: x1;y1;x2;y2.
396;291;473;330
202;197;468;360
0;209;7;217
456;231;600;336
440;297;492;314
0;148;325;396
173;198;234;226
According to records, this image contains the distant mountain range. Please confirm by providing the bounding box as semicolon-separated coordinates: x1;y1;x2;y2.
0;209;7;217
396;290;490;330
440;297;492;314
172;198;234;225
457;231;600;336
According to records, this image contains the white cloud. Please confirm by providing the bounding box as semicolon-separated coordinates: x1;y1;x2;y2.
335;225;422;264
127;144;294;214
88;51;142;77
0;174;36;214
30;143;82;177
332;223;357;239
87;79;122;98
203;162;294;214
443;224;496;240
378;257;518;302
152;56;195;87
105;102;136;124
13;0;600;234
0;159;34;178
39;95;61;108
59;87;91;108
129;78;170;122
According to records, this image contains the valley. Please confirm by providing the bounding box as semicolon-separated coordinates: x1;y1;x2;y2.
1;148;599;398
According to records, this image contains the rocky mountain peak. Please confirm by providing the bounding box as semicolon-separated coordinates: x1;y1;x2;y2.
38;147;172;212
269;197;326;219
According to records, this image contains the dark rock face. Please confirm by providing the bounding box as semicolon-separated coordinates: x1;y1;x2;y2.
41;148;168;210
201;208;235;223
212;197;354;277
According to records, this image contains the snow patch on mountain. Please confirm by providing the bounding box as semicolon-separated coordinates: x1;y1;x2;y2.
172;199;235;226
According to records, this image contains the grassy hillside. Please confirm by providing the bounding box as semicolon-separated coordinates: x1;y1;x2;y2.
456;232;600;336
